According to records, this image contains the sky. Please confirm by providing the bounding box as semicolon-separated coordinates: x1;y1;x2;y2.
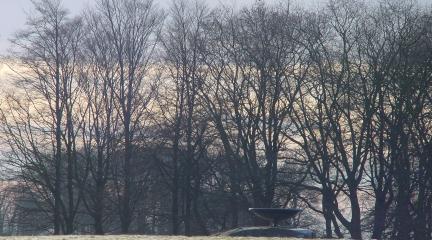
0;0;331;55
0;0;430;55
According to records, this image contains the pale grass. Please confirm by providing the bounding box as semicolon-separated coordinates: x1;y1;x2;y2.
0;236;309;240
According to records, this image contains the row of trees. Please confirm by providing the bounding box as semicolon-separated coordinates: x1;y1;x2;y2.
0;0;431;239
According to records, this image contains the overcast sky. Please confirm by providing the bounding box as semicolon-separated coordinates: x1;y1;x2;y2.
0;0;331;55
0;0;430;55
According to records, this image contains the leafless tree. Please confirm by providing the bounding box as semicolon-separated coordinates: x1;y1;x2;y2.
198;2;307;226
92;0;163;233
159;0;212;235
1;0;83;234
286;1;379;238
77;8;121;233
1;0;432;238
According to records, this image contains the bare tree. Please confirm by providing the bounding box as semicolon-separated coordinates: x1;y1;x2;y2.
159;0;211;235
77;8;121;233
287;1;378;238
376;2;432;238
198;2;307;226
1;0;432;238
1;0;83;234
92;0;163;233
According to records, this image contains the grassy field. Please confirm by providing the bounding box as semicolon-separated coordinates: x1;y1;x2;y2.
0;236;305;240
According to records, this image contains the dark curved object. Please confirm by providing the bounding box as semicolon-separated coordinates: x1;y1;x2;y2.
218;226;315;238
248;208;302;227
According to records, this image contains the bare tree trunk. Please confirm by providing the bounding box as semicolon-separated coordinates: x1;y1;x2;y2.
391;112;412;240
121;120;132;233
372;193;388;239
349;187;362;239
171;116;181;234
53;7;63;234
322;191;333;238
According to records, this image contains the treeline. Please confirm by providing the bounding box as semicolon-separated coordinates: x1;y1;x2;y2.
0;0;431;239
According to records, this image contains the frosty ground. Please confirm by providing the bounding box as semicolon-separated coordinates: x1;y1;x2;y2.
0;236;314;240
